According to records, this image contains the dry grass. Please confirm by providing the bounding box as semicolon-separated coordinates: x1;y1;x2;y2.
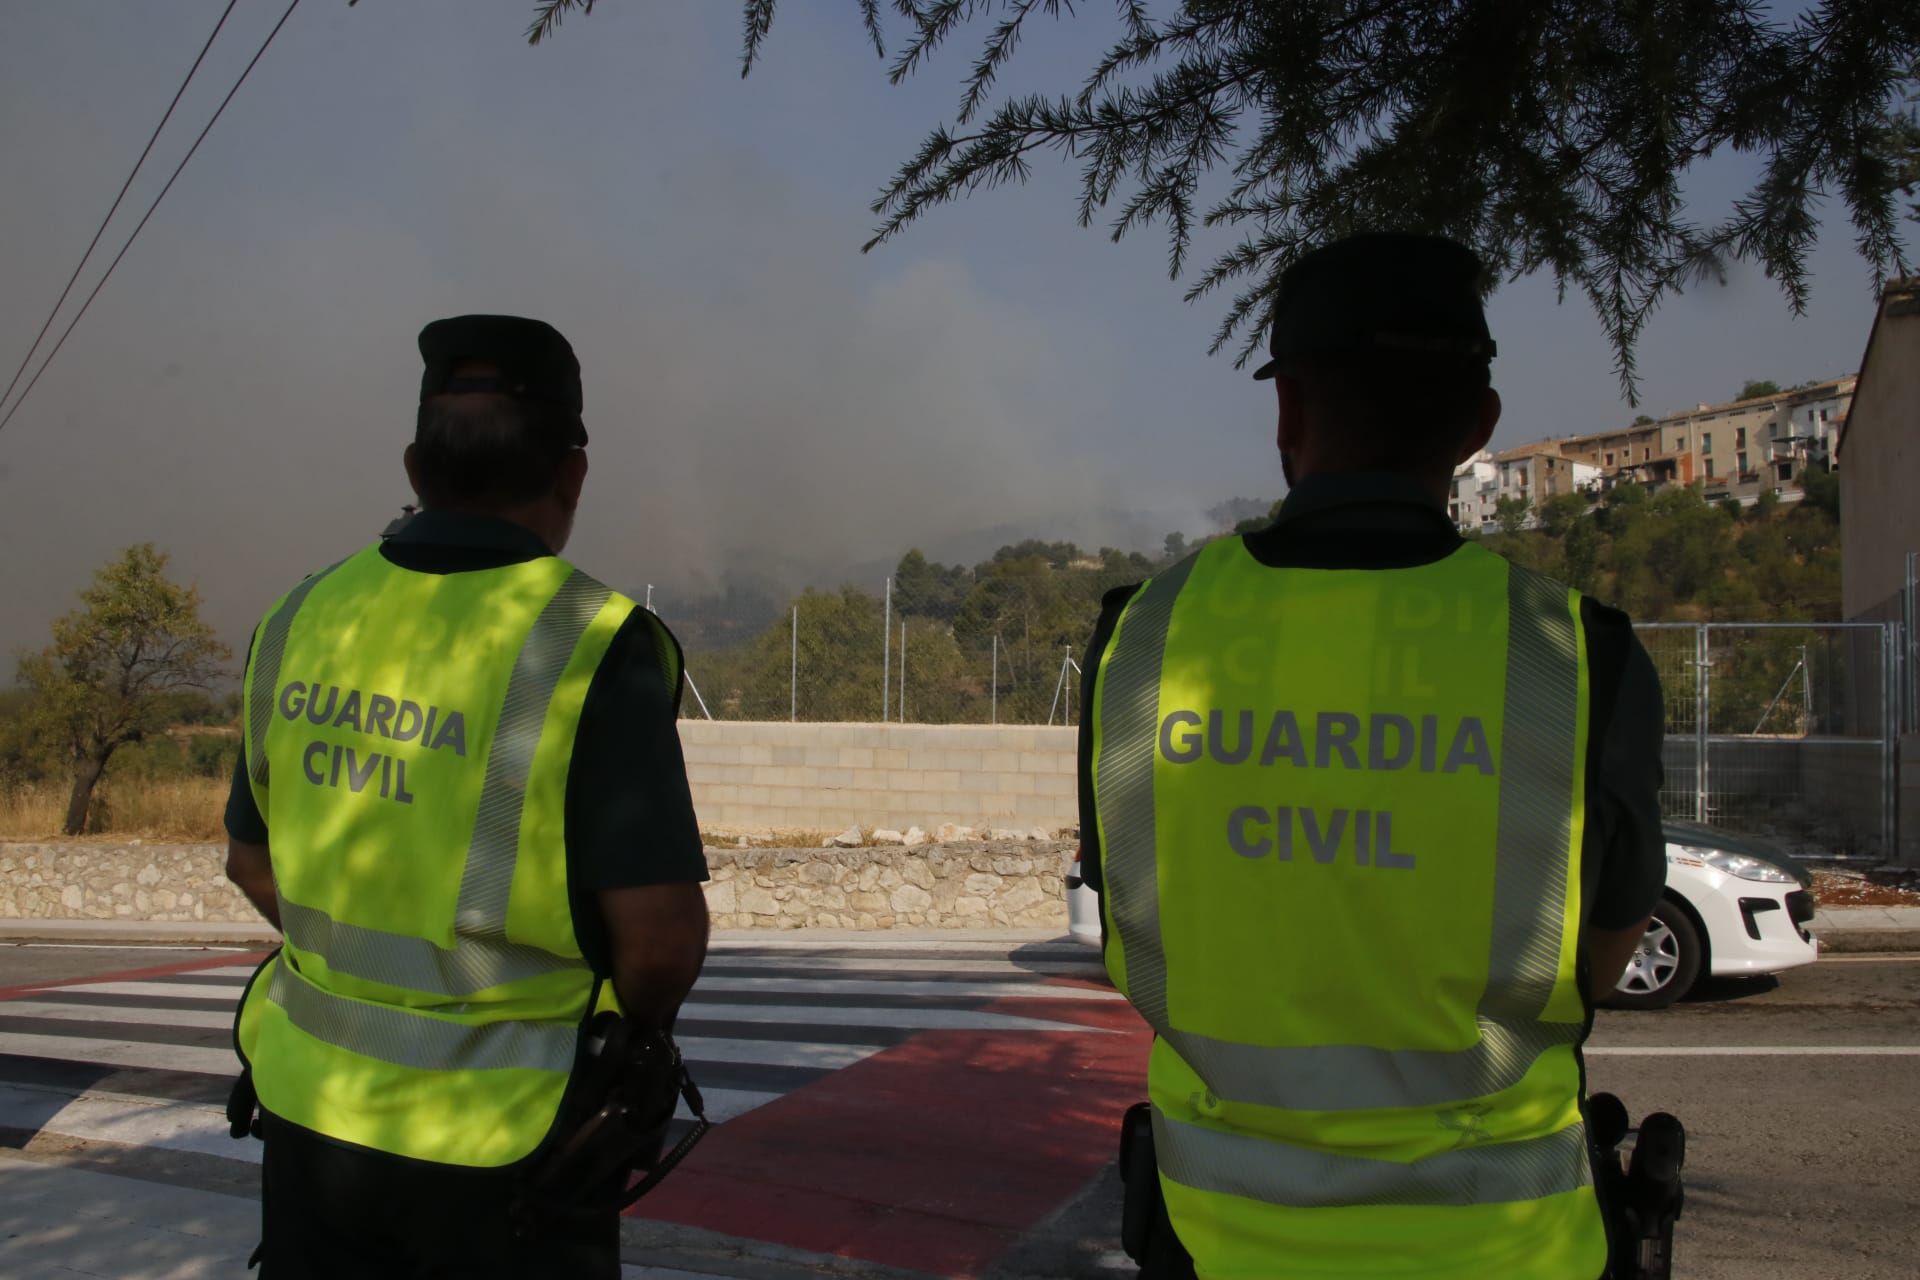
0;777;228;843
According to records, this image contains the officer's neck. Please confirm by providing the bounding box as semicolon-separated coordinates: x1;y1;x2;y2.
1286;460;1455;509
419;502;567;555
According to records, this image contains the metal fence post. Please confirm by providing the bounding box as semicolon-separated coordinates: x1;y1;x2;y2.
898;621;907;723
1885;621;1900;858
1906;552;1918;733
790;605;798;723
882;578;892;724
991;633;999;725
1695;625;1711;822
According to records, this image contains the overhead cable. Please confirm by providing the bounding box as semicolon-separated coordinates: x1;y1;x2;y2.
0;0;303;438
0;0;242;419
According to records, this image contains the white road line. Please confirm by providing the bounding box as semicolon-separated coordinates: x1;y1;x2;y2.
26;981;244;1002
2;943;253;953
677;1001;1107;1033
0;1000;233;1030
709;936;1089;953
703;955;1108;976
1810;954;1920;964
676;1036;881;1070
0;1083;256;1163
677;1086;781;1124
1586;1045;1920;1056
689;976;1123;1001
0;1031;237;1076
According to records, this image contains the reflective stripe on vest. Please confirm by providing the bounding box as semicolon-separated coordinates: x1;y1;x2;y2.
266;571;611;998
1096;553;1584;1114
1154;1107;1590;1209
267;958;576;1074
246;559;349;789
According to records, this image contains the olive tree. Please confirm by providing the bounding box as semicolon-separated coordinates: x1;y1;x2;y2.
14;545;229;835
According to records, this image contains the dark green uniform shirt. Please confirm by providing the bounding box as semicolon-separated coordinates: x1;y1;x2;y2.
224;510;708;972
1077;472;1667;931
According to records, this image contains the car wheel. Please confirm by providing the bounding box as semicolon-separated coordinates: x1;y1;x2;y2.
1606;901;1703;1011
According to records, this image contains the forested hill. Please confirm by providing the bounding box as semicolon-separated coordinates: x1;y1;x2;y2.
683;474;1843;722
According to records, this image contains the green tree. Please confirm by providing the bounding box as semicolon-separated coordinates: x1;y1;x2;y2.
1885;71;1920;223
1162;531;1188;562
1738;380;1783;401
1536;492;1591;539
14;545;230;835
1493;496;1531;537
1752;488;1782;519
1633;414;1656;426
528;2;1919;393
893;549;969;620
1801;464;1841;521
1560;517;1604;596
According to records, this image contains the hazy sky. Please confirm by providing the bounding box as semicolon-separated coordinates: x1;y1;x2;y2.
0;2;1902;667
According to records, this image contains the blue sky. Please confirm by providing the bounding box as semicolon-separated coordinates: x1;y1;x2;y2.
0;1;1902;661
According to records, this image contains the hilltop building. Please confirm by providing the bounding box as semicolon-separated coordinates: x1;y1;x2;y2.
1451;375;1856;532
1448;444;1599;532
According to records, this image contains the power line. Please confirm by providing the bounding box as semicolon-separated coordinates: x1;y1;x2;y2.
0;0;242;418
0;0;303;438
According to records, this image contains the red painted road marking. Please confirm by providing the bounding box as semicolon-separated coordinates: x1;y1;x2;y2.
635;993;1151;1277
0;949;272;1002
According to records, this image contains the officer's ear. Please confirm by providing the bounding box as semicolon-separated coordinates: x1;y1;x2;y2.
402;443;424;502
1274;373;1307;459
554;448;588;512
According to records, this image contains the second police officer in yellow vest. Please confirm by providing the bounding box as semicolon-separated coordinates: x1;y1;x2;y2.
224;316;711;1277
1080;235;1668;1279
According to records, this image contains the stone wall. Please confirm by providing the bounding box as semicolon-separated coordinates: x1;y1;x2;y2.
703;843;1070;930
0;843;264;923
678;721;1076;835
0;841;1072;931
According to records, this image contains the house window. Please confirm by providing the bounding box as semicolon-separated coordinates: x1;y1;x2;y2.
1644;448;1651;460
1738;453;1748;473
1703;432;1713;454
1705;458;1716;478
1736;427;1747;449
1605;452;1614;466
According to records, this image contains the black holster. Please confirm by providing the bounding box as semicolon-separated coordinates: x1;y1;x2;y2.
512;1013;708;1234
1588;1092;1686;1280
227;1066;262;1141
1118;1102;1197;1279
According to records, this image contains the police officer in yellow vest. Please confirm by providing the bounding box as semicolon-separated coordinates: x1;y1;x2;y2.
223;315;711;1278
1077;236;1668;1279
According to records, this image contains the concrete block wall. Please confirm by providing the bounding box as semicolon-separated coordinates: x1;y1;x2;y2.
676;721;1077;834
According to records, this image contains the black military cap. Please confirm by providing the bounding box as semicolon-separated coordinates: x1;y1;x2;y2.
417;314;588;446
1252;233;1496;380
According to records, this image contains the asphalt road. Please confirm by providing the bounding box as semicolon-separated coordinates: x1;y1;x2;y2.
1000;955;1920;1280
4;945;1915;1279
0;943;257;989
1585;956;1920;1280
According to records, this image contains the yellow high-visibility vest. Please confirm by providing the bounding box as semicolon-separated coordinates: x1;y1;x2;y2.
235;543;647;1167
1091;536;1606;1279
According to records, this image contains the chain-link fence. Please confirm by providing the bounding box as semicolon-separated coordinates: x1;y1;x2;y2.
662;559;1154;726
1637;621;1900;859
1848;550;1918;735
657;563;1902;856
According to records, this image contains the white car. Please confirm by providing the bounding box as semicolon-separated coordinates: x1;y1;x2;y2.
1064;823;1819;1011
1608;821;1818;1009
